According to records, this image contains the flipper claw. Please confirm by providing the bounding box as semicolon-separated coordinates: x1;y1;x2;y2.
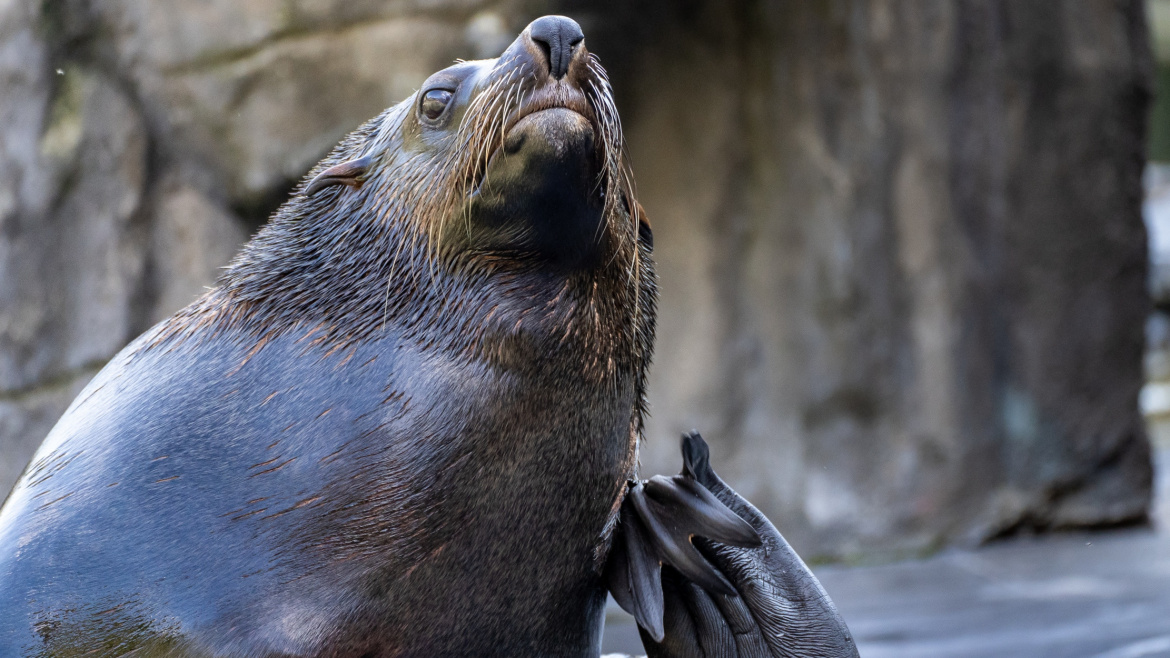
628;481;738;598
641;475;759;549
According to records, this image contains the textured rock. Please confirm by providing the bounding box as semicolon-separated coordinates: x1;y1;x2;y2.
569;0;1153;557
148;180;247;321
153;17;468;205
1145;165;1170;304
0;0;1155;558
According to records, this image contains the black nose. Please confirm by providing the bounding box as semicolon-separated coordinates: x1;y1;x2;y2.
528;15;584;80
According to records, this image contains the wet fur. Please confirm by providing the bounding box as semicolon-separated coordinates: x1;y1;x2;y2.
0;23;655;658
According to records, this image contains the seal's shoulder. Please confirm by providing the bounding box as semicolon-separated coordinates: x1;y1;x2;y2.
0;323;424;649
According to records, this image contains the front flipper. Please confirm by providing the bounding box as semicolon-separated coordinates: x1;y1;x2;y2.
604;431;859;658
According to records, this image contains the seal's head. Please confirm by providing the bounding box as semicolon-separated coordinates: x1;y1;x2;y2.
163;15;655;391
301;13;641;270
398;15;626;268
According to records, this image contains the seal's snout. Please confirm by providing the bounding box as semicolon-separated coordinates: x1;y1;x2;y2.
446;15;628;265
527;16;584;80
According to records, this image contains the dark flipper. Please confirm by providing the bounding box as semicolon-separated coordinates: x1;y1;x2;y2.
604;431;859;658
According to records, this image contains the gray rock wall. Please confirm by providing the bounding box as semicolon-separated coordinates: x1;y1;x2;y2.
0;0;1153;557
579;0;1154;558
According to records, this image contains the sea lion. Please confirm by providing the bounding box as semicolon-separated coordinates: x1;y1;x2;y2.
0;14;856;658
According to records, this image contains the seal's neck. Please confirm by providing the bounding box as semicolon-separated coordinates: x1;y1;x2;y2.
157;206;639;374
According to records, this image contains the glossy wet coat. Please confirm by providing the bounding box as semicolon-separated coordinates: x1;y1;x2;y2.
0;13;859;658
0;16;655;657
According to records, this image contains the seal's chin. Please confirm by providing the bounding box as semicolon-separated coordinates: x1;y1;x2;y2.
472;107;605;267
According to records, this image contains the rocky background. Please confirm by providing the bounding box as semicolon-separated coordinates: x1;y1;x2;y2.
0;0;1154;559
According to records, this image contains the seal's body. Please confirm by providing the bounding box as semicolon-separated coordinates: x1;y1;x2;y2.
0;15;860;658
0;16;654;656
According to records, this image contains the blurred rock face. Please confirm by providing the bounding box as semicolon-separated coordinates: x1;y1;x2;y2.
0;0;1153;557
589;0;1153;558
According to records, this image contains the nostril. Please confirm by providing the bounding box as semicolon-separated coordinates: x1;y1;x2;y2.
528;15;584;80
532;38;552;72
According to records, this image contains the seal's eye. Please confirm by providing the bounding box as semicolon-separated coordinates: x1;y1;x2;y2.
420;89;453;121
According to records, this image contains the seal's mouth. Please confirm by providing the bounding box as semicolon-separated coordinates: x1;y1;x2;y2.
501;85;597;139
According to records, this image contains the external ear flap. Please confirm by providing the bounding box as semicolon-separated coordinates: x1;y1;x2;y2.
304;155;373;197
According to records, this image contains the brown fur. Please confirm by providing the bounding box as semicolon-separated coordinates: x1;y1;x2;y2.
0;18;656;656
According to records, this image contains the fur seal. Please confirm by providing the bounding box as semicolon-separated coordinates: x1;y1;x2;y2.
0;14;652;656
0;15;856;658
